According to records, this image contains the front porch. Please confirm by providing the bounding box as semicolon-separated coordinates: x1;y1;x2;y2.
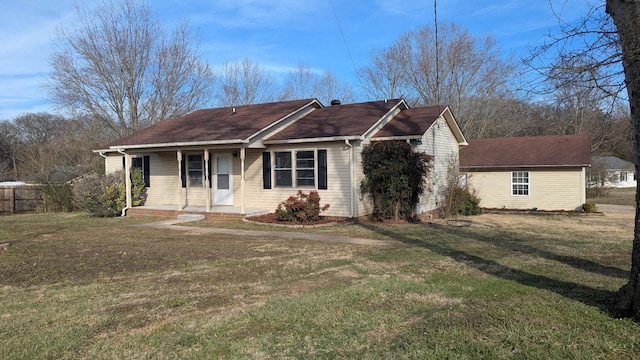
126;205;269;220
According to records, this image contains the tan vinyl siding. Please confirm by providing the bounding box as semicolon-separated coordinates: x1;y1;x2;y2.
466;168;586;211
144;152;178;206
243;142;353;217
416;117;460;213
105;154;124;174
354;140;373;217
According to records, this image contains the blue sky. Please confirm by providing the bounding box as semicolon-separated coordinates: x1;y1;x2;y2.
0;0;593;120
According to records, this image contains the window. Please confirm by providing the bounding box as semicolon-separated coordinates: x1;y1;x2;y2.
274;152;292;187
127;155;150;187
296;150;315;186
620;172;628;182
263;149;327;189
512;171;529;196
188;155;203;187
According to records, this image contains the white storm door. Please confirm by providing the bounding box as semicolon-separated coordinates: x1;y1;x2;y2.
214;154;233;205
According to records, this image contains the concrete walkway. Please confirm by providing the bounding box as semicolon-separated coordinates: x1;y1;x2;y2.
136;219;399;246
596;204;635;215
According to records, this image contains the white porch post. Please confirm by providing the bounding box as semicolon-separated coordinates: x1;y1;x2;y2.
240;147;246;215
177;150;183;211
204;149;211;212
123;152;132;209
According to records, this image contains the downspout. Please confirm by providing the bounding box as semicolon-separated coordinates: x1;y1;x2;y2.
345;139;354;218
117;149;132;217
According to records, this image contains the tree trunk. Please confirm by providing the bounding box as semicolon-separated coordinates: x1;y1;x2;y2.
606;0;640;320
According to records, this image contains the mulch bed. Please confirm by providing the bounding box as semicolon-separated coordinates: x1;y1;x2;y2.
244;213;347;227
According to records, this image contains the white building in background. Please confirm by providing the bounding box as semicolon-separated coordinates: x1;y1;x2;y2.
589;156;636;188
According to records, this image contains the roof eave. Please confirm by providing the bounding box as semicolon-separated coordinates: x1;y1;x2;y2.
461;164;591;170
264;136;362;145
371;135;422;141
101;139;248;152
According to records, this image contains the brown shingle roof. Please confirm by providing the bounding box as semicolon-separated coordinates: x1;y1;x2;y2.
460;134;591;169
104;98;317;148
265;99;404;141
372;105;447;138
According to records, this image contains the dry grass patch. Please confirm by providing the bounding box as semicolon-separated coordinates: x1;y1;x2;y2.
1;212;640;358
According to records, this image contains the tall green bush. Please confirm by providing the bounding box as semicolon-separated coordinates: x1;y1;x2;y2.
73;169;146;217
360;141;432;221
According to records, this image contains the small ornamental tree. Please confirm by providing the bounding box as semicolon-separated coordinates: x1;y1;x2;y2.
360;141;433;221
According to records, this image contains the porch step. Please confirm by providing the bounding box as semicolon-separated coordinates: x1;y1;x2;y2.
177;214;205;221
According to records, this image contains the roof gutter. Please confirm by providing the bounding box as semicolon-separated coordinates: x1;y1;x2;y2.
105;139;247;151
461;164;592;170
264;135;361;145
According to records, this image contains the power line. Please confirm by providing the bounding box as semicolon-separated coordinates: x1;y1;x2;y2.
328;0;358;75
434;0;440;106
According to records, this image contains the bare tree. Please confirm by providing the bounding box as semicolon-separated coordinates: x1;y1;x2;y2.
357;22;518;138
281;63;317;101
357;41;412;101
312;71;356;105
212;58;279;107
281;64;356;105
46;0;213;138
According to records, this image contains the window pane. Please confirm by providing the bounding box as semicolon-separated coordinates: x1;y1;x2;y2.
188;155;203;187
275;170;292;187
275;152;291;169
275;152;292;187
296;150;315;187
511;171;529;196
217;174;229;189
132;158;143;169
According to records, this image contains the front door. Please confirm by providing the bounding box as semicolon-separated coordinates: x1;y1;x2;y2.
214;154;233;205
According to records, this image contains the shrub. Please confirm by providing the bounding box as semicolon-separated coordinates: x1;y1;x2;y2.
360;141;432;221
459;192;483;216
275;190;330;222
41;183;75;212
583;202;598;213
73;169;146;217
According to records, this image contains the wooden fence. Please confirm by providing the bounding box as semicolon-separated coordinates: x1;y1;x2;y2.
0;186;48;214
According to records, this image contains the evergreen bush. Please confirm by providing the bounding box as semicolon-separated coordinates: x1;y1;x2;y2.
360;141;432;221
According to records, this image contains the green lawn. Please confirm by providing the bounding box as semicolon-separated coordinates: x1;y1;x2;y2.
0;212;638;359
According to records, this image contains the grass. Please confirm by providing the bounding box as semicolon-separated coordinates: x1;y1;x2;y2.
587;187;635;206
1;212;639;359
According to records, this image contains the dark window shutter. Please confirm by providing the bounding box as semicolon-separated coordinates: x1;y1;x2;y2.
181;154;186;188
208;157;212;188
262;152;271;189
318;149;327;190
143;156;150;187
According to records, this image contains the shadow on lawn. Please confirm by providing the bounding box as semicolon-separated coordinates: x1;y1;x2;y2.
436;223;629;280
358;222;618;314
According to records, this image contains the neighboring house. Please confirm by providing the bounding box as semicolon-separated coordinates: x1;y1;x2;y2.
95;98;467;218
459;134;591;211
589;156;636;188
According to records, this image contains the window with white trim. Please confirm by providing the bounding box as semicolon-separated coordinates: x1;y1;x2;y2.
296;150;315;186
188;154;203;187
512;171;529;196
274;152;293;187
263;149;327;189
